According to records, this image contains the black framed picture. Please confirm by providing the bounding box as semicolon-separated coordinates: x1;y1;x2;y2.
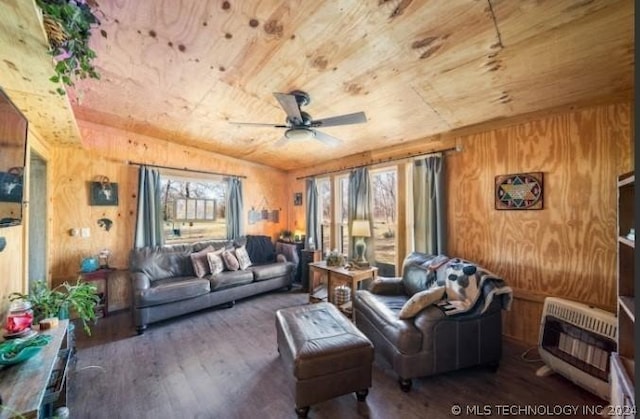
293;192;303;206
90;182;119;206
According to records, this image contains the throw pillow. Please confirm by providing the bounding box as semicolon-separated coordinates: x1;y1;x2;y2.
190;245;215;278
398;286;446;319
234;245;252;270
221;249;240;271
207;249;225;275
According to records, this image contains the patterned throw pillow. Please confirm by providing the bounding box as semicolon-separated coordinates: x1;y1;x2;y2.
190;245;215;278
221;249;240;271
398;287;446;319
234;245;252;270
207;249;225;275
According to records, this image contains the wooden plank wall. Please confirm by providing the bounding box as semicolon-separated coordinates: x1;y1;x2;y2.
49;120;289;309
286;101;632;345
0;226;23;316
447;102;632;345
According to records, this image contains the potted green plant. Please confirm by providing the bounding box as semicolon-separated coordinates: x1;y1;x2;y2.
37;0;102;95
9;279;101;335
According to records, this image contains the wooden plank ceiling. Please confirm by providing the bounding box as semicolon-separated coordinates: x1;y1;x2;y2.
2;1;635;170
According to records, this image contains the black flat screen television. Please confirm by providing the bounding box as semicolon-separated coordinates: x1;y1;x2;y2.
0;88;28;227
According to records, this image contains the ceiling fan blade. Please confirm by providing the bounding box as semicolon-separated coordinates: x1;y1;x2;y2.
274;136;290;147
229;121;287;128
273;92;303;124
313;130;342;146
312;111;367;127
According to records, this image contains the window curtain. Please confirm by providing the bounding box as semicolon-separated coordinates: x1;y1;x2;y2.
305;178;320;251
134;166;163;248
412;154;446;255
348;168;374;264
226;176;243;240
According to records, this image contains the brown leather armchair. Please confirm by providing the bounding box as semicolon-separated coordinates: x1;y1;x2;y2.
353;252;508;391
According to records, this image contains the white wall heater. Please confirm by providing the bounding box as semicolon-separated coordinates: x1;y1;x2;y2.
537;297;617;400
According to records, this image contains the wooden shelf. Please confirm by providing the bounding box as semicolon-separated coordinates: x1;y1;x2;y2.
618;296;635;323
613;171;635;410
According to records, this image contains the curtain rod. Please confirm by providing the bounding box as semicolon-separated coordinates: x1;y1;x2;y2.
128;161;247;179
295;144;461;180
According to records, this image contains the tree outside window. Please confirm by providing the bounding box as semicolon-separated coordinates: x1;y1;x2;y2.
338;176;349;255
318;178;331;253
372;169;397;269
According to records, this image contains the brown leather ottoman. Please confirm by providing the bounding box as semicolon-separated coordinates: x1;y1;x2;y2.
276;302;374;418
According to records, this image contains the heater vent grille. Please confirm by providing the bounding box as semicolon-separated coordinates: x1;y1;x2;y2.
544;298;617;340
538;297;617;400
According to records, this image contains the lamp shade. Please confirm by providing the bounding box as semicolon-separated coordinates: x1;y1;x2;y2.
351;219;371;237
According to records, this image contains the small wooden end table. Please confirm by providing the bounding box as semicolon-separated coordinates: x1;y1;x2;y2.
78;268;115;317
308;261;378;321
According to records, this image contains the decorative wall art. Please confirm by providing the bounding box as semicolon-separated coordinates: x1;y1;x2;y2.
293;192;303;206
495;172;543;210
97;218;113;231
248;195;280;224
89;177;118;206
248;208;280;225
0;168;23;203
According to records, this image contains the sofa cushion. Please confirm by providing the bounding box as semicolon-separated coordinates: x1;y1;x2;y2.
130;247;195;281
250;263;290;281
354;290;423;354
190;245;215;278
222;249;240;271
136;276;210;307
209;270;254;291
401;264;433;297
401;253;448;296
191;240;233;252
207;249;225;274
235;245;252;270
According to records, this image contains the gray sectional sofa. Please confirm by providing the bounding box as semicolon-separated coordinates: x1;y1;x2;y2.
129;235;295;334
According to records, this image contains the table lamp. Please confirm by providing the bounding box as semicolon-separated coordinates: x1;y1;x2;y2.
351;219;371;267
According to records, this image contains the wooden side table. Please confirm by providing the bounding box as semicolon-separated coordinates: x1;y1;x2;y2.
0;320;70;418
308;261;378;321
79;268;115;317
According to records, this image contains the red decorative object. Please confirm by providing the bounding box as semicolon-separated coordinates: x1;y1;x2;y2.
6;301;33;333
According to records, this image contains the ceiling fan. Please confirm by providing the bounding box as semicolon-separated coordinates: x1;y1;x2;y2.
229;90;367;146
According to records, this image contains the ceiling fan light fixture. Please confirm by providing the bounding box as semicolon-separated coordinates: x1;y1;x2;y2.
284;127;314;141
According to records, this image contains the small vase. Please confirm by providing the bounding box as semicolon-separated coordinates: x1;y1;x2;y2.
58;303;70;320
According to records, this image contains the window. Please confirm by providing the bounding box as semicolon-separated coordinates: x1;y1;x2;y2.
371;168;397;273
317;178;331;253
160;174;227;243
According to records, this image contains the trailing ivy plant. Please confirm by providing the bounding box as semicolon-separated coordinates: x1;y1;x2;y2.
37;0;102;95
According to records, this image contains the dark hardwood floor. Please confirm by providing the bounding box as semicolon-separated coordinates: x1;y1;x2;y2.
68;290;604;418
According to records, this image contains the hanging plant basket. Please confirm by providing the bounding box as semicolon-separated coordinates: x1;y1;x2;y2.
42;15;68;48
36;0;102;95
